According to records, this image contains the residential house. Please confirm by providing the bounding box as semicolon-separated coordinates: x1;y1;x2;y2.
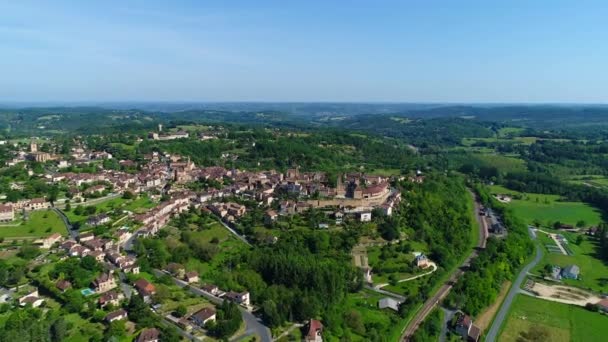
89;250;105;262
18;289;45;308
0;204;14;222
92;273;117;293
202;284;220;296
378;297;400;312
79;232;95;242
596;298;608;313
136;328;160;342
264;210;278;225
184;271;199;284
358;212;372;222
414;254;430;269
305;319;324;342
99;290;125;308
454;313;481;342
134;278;156;302
166;262;186;278
87;214;111;226
39;233;62;249
105;309;128;323
551;266;562;280
224;291;250;306
56;280;72;293
191;307;216;326
561;265;580;280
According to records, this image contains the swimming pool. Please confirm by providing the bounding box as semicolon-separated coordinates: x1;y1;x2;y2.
81;288;95;296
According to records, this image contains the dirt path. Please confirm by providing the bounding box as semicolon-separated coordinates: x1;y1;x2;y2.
374;262;438;289
536;229;568;255
524;282;601;306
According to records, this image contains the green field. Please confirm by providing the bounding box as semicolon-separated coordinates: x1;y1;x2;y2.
168;221;248;279
533;230;608;292
0;210;66;238
499;295;608;342
63;313;105;342
489;185;603;226
343;289;402;341
367;242;426;284
567;175;608;189
66;196;155;224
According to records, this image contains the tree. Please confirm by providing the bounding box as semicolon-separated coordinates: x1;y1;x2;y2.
51;317;67;342
262;300;282;327
64;289;85;312
105;320;126;340
576;220;586;228
175;305;187;317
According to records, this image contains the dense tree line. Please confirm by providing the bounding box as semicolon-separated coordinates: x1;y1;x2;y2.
445;184;534;316
399;175;474;270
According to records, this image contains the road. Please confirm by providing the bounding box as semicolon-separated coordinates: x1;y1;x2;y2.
400;190;488;341
215;216;251;246
485;228;542;342
52;207;77;239
53;193;122;209
152;269;272;342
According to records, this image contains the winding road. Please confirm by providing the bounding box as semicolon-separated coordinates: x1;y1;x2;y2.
485;228;542;342
152;269;272;342
400;189;489;341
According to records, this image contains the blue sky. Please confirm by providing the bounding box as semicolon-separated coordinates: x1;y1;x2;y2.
1;0;607;102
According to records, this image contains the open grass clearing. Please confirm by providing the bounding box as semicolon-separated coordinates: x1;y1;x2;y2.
489;185;603;226
498;294;607;342
0;210;66;238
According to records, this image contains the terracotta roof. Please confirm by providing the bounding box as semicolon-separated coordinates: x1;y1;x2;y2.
136;328;160;342
192;307;216;322
134;278;156;295
307;319;323;339
56;280;71;291
105;309;127;321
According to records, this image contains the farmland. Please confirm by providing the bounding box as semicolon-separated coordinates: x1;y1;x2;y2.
489;185;603;226
498;295;608;342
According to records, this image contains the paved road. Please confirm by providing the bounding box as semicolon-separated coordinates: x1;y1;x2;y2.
438;307;455;342
400;190;489;341
52;207;77;239
485;228;542;342
215;216;251;246
152;269;272;342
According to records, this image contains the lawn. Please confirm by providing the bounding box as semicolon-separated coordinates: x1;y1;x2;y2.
367;243;426;284
66;196;155;224
343;289;402;341
567;175;608;189
168;221;248;280
63;313;105;342
0;210;66;238
532;232;608;293
499;295;608;342
489;185;603;226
